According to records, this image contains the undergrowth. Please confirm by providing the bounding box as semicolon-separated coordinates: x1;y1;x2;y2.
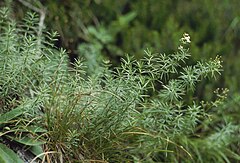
0;7;239;163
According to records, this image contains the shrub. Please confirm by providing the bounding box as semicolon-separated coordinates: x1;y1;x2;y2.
0;6;239;163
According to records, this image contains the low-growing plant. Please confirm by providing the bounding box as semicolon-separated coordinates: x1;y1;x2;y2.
0;6;239;163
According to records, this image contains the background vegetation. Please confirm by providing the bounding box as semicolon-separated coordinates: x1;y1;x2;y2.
7;0;240;96
0;0;240;162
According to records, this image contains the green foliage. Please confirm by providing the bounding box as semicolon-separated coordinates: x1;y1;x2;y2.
40;33;224;161
0;143;24;163
0;4;239;163
0;8;52;162
11;0;239;97
78;11;136;74
0;102;45;162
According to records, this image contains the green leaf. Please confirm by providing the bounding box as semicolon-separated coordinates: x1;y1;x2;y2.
7;135;45;146
0;143;24;163
119;12;137;25
29;145;44;160
110;12;137;34
0;106;25;128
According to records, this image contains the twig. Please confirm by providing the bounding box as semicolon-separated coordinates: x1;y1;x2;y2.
18;0;41;13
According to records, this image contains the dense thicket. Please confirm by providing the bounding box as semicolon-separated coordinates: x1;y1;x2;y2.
9;0;240;96
2;0;240;162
